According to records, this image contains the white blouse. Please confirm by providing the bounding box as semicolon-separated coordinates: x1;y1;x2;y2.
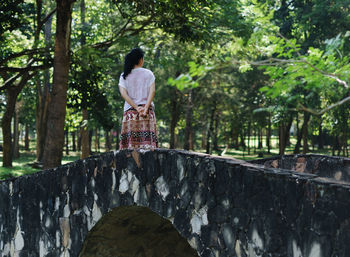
119;67;155;112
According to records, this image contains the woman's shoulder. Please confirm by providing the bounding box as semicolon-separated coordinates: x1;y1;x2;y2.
139;67;154;76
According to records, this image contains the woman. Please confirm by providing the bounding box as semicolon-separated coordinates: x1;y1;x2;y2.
119;48;158;150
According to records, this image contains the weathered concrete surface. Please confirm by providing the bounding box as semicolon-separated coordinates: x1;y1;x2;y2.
0;149;350;257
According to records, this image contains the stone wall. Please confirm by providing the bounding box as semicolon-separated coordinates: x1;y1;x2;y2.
250;154;350;183
0;149;350;257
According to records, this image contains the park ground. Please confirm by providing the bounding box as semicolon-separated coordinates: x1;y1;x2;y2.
0;135;339;180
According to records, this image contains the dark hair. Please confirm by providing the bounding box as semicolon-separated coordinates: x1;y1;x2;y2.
122;48;144;79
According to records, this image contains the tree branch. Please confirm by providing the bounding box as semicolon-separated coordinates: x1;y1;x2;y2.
0;59;34;91
127;16;154;36
297;96;350;116
277;32;348;88
0;47;52;65
90;18;132;49
90;15;153;49
40;8;57;27
0;62;52;73
0;59;52;91
225;58;349;89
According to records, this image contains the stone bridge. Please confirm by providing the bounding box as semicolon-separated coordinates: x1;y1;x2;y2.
0;149;350;257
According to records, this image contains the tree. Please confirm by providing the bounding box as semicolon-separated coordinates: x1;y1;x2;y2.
0;0;54;167
43;0;76;169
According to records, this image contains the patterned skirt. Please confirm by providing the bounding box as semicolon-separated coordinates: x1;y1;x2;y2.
119;107;158;150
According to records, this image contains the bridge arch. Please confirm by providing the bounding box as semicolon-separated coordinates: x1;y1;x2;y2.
78;205;198;257
0;149;350;257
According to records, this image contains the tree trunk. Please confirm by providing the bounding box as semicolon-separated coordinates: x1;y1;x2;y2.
65;129;69;155
253;127;257;154
35;78;50;163
302;112;311;154
332;136;338;156
279;124;286;155
232;124;239;150
201;129;206;150
247;121;251;155
43;0;75;169
240;129;246;148
170;89;180;149
184;89;193;151
25;123;30;151
81;109;90;158
294;119;303;154
206;106;216;154
115;129;120;150
89;130;93;153
72;131;76;152
341;110;348;157
94;128;99;152
13;108;20;159
105;129;112;152
80;109;91;159
318;120;324;150
2;85;27;167
266;116;271;154
35;10;53;163
258;127;263;149
279;116;293;155
98;130;100;150
213;112;219;151
78;130;82;151
79;0;90;160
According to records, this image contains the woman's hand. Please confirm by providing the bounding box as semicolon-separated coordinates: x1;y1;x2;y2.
136;106;144;114
136;106;148;117
141;106;149;117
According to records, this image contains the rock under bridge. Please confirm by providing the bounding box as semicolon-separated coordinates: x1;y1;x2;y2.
0;149;350;257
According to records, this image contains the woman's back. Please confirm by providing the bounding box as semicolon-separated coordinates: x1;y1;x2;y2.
119;67;155;112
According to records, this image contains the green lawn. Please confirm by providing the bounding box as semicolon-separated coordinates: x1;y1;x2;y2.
207;136;338;161
0;150;80;180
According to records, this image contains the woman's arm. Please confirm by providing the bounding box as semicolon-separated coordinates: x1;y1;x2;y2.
142;82;155;116
119;86;141;111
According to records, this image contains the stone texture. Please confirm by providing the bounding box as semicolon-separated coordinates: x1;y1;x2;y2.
250;154;350;183
0;150;349;257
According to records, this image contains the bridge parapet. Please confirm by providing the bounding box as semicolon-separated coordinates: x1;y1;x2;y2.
0;149;349;257
250;154;350;183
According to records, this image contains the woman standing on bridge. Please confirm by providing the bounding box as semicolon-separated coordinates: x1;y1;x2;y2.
118;48;158;150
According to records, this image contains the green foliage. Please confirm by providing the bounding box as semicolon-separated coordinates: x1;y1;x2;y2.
3;0;350;167
167;62;210;91
262;0;350;50
260;34;350;111
68;48;114;130
111;0;215;41
0;0;31;40
18;84;36;128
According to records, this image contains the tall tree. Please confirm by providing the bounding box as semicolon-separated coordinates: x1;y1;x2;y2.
36;6;54;164
80;0;89;159
0;0;54;167
43;0;76;169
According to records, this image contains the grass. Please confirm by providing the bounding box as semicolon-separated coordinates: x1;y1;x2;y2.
204;136;338;161
0;152;39;180
0;150;80;180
